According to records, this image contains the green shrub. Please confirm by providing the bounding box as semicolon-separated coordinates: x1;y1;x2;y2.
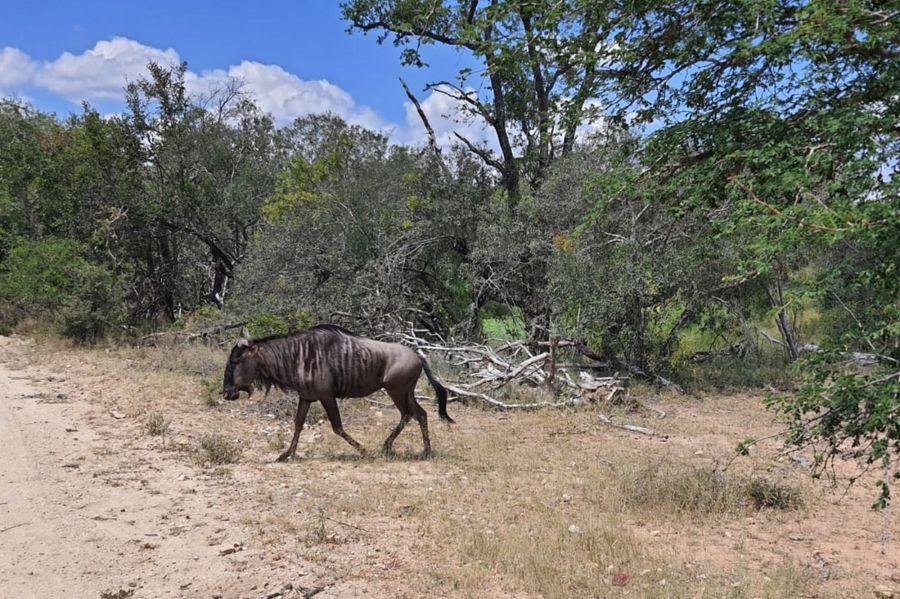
247;312;290;337
0;238;125;343
56;262;124;344
0;238;84;310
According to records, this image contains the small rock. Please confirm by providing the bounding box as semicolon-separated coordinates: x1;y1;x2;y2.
649;530;660;537
562;494;572;502
568;525;581;534
694;450;704;456
874;585;896;599
219;543;244;556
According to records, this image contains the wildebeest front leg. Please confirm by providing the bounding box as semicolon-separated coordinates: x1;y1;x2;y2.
277;397;312;462
320;396;367;456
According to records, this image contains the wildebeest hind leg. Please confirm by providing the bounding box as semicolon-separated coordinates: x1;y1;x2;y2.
277;397;312;462
412;401;432;457
382;413;412;455
321;396;366;456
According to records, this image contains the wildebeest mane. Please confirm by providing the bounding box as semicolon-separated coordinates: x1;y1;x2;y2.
245;324;359;347
243;325;358;396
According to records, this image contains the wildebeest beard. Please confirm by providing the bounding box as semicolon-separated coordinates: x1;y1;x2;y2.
222;346;254;400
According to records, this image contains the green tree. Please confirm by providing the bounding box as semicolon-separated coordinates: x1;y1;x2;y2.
602;0;900;502
0;100;68;246
122;62;279;319
234;114;479;334
341;0;611;201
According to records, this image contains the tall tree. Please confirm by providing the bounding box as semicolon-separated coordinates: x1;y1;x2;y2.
603;0;900;502
341;0;611;202
123;62;279;319
235;113;475;334
0;100;67;245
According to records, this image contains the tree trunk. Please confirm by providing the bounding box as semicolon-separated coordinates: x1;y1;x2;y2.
766;276;800;362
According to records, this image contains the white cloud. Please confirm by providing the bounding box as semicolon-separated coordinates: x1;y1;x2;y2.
1;37;506;150
187;62;387;129
33;37;181;101
0;47;38;91
3;37;394;132
401;84;495;150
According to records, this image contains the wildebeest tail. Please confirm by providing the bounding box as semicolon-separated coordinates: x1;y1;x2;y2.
421;359;454;423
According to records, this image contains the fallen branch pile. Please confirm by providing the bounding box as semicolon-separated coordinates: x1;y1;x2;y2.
387;329;628;407
387;328;668;435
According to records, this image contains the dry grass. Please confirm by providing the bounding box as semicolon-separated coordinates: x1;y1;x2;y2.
599;458;804;517
16;335;898;599
197;433;243;465
144;411;171;437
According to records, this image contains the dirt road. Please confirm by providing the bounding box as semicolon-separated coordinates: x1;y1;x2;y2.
0;335;116;597
0;336;259;599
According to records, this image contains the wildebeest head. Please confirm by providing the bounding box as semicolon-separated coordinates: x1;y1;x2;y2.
223;337;259;400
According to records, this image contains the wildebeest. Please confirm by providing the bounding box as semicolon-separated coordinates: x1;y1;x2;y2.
222;324;454;461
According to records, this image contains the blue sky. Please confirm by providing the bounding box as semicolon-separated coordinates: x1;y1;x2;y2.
0;0;485;145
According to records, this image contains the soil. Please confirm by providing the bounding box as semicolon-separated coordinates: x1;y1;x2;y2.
1;333;899;599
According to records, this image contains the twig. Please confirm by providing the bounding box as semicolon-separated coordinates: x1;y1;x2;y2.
444;383;578;409
399;77;449;177
640;402;667;419
299;585;329;599
324;516;370;533
597;413;662;437
759;329;785;347
729;177;850;233
0;522;29;534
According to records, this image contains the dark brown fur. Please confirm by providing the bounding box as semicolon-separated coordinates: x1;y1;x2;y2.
223;325;453;460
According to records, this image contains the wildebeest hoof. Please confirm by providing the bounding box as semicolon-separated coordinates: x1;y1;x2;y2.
275;453;293;463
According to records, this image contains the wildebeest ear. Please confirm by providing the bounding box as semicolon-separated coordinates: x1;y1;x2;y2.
240;326;252;340
247;344;259;357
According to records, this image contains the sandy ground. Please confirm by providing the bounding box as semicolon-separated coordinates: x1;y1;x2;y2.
2;332;900;599
0;336;250;598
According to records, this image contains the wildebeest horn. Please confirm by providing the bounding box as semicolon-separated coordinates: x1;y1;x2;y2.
237;338;250;348
240;326;252;340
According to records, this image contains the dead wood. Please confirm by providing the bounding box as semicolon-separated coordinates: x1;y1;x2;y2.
389;326;631;411
597;413;664;437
